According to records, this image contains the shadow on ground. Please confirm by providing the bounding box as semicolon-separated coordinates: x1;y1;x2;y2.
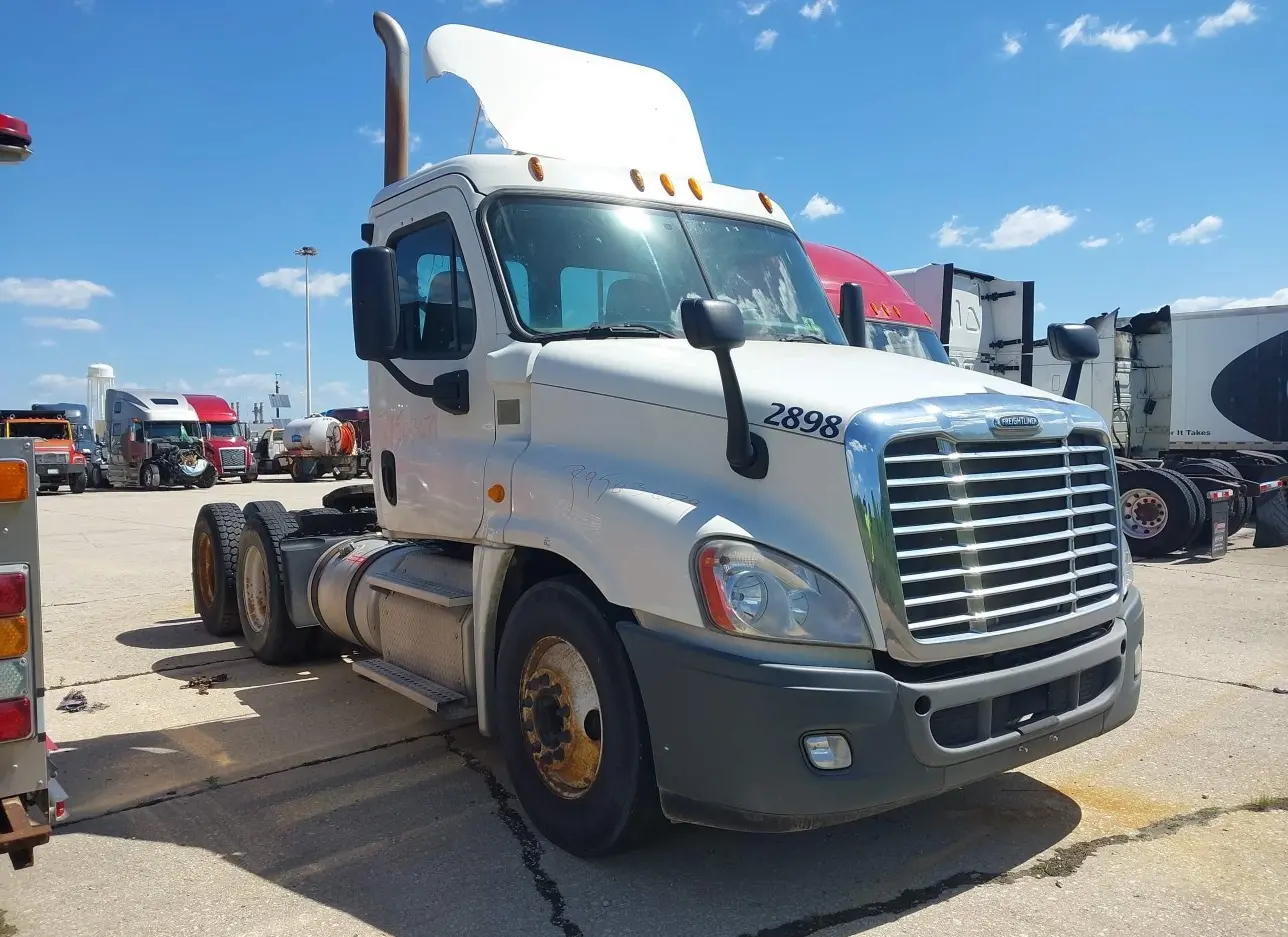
46;648;1085;937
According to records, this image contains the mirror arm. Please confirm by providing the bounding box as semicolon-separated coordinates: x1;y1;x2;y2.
713;351;769;478
840;282;866;347
1061;362;1085;401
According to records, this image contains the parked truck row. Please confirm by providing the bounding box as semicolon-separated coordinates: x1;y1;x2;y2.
188;17;1143;862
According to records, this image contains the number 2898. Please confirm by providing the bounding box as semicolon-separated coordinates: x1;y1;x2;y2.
764;403;842;438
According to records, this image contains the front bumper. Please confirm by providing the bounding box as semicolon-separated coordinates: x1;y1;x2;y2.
34;463;85;483
619;586;1144;833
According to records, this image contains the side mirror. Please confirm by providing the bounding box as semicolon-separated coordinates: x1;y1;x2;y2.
351;246;401;361
839;282;866;347
680;299;768;480
1046;322;1100;400
1046;323;1099;363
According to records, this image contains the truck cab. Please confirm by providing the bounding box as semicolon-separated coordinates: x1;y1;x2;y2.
183;394;257;483
1;411;87;494
191;18;1143;859
102;390;214;490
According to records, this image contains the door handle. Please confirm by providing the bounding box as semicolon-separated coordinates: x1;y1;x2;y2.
380;450;397;506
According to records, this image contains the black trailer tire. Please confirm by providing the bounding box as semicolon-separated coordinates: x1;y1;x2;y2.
242;500;288;525
193;502;245;637
494;576;664;857
1184;477;1239;546
1118;469;1199;557
236;511;310;664
69;472;87;494
1154;468;1207;544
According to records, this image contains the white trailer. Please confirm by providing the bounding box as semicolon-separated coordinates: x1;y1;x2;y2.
190;16;1144;858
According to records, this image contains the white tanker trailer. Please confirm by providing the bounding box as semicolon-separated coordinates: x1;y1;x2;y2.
282;415;360;482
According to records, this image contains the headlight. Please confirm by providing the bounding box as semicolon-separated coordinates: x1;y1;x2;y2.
693;539;871;646
1121;536;1134;594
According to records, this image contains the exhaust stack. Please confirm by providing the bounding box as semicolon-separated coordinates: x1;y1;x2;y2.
373;12;410;186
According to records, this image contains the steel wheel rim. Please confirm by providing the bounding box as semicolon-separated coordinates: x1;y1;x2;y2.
197;531;216;608
519;635;602;800
1121;488;1168;539
241;542;271;633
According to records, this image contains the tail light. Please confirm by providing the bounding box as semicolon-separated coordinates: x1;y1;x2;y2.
0;697;32;742
0;570;25;617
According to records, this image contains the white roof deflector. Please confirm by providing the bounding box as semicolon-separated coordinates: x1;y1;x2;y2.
423;24;711;180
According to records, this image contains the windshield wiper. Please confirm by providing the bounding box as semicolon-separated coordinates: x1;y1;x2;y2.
775;332;830;344
541;323;677;342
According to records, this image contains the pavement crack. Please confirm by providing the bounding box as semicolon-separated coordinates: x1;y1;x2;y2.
443;731;583;937
738;795;1288;937
1144;668;1285;695
51;654;255;689
57;731;441;827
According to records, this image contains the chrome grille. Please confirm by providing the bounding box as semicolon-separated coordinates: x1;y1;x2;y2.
219;447;247;470
883;430;1119;640
35;452;68;465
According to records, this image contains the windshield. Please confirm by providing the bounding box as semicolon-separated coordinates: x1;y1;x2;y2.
865;321;951;364
146;422;199;441
5;420;69;440
206;423;239;439
487;197;847;344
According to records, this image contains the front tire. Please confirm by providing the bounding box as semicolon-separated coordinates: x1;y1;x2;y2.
140;461;162;490
69;472;88;494
236;511;310;664
494;576;663;857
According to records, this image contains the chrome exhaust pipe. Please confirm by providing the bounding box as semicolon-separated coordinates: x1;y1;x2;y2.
373;12;409;186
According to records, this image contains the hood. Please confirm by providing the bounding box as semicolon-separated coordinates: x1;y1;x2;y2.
529;339;1065;436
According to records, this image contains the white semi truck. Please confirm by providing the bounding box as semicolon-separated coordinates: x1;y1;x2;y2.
191;16;1144;857
892;264;1288;556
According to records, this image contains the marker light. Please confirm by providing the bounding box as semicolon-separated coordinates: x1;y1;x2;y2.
687;178;704;200
0;696;33;743
630;169;645;191
758;192;774;213
0;571;26;617
659;173;675;196
527;156;544;182
0;617;28;658
0;460;28;502
0;114;31;146
487;484;506;503
0;658;28;700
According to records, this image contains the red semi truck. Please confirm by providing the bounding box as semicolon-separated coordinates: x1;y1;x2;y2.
184;394;257;484
803;242;950;364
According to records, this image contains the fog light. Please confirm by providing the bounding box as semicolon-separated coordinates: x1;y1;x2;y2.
803;734;852;770
1133;644;1143;678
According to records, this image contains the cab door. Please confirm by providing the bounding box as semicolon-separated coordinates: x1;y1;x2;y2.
368;180;498;541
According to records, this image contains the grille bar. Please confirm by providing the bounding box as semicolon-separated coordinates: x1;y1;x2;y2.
885;429;1120;640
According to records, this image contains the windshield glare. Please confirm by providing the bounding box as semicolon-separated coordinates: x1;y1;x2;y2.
487;198;847;345
866;321;951;364
146;422;199;440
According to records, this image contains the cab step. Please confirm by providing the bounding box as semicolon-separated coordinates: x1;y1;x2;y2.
352;658;476;721
366;570;473;607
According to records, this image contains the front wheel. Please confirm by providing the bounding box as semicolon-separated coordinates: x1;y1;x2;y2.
69;472;88;494
494;576;663;857
140;461;162;490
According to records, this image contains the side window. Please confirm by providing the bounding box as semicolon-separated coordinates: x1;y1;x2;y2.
392;217;476;359
113;401;122;413
111;422;121;435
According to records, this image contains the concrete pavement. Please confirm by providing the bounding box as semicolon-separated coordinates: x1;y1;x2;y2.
1;477;1284;937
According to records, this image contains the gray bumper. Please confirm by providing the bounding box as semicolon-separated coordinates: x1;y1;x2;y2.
619;587;1144;833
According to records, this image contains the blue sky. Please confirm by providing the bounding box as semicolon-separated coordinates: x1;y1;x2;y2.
1;0;1282;416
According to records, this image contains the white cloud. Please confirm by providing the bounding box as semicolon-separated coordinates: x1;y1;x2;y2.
1001;32;1023;57
1135;217;1156;234
742;1;771;13
31;374;83;393
1170;287;1288;313
320;381;352;398
170;379;194;393
755;29;779;50
1168;215;1223;245
73;0;94;11
934;216;977;248
1036;301;1048;314
0;277;113;310
981;205;1076;250
1196;1;1258;38
479;0;506;6
257;267;351;299
1080;236;1109;249
212;373;278;393
252;348;270;357
798;194;843;220
282;341;302;349
1059;15;1175;52
36;338;56;348
22;315;103;331
799;0;838;21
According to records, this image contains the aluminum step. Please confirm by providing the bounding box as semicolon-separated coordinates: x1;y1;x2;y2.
352;658;476;720
365;570;473;608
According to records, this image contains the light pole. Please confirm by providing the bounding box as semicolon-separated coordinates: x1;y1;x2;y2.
295;246;318;415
